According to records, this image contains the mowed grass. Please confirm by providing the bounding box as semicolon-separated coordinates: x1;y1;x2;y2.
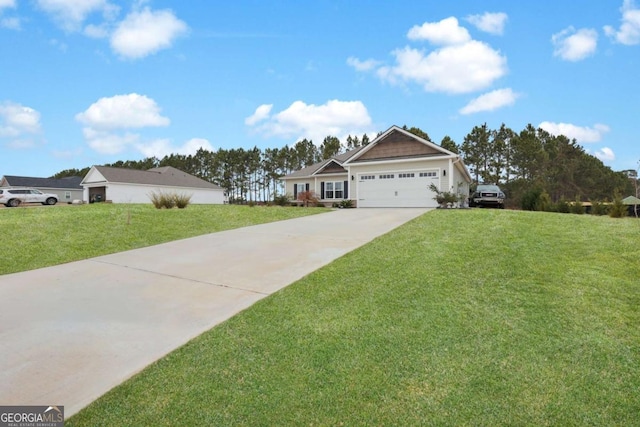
68;209;640;426
0;203;327;275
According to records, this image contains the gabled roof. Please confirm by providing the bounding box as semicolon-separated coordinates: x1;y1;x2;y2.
344;125;455;164
281;146;364;179
1;175;83;189
622;195;640;205
281;125;472;182
82;165;222;190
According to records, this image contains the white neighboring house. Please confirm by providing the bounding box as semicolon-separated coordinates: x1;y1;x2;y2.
81;166;226;204
281;125;472;208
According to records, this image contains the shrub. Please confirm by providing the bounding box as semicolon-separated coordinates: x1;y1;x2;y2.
338;199;353;209
273;194;291;207
521;188;542;211
174;193;192;209
590;201;608;216
149;191;192;209
539;191;552;212
609;195;628;218
297;191;319;207
570;197;585;215
521;188;552;211
429;183;459;208
556;198;570;213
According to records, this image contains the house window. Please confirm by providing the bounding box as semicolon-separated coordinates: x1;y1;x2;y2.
360;175;375;181
399;173;415;178
379;174;395;179
419;172;437;178
334;181;343;199
65;191;71;200
294;183;309;199
323;181;344;199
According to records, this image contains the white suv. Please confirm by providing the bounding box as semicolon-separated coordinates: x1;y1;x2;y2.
0;187;59;207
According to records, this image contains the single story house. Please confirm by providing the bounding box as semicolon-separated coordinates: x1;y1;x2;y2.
81;165;226;204
623;195;640;216
281;125;472;208
0;175;83;203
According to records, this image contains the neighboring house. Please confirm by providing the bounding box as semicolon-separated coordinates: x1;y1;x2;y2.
281;125;472;208
81;165;226;204
623;195;640;216
0;175;83;203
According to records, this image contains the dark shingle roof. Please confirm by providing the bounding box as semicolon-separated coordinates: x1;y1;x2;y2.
281;146;365;179
91;166;222;190
2;175;83;189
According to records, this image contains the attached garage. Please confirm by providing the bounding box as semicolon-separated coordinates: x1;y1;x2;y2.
357;170;440;208
281;125;472;208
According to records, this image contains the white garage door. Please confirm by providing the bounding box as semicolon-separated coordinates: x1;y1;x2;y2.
357;171;440;208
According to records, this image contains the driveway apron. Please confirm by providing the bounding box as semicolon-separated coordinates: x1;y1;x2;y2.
0;208;428;416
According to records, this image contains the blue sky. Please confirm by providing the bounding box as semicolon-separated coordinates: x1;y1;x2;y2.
1;0;639;177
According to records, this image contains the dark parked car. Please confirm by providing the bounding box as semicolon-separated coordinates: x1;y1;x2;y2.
469;184;505;208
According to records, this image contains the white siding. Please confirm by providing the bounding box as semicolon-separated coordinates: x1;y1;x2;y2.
84;183;225;204
347;158;450;208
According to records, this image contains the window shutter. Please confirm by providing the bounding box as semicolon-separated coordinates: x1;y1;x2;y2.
321;182;325;199
305;183;310;192
344;180;348;199
293;184;298;199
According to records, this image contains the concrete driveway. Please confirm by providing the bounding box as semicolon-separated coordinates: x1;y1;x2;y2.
0;208;428;416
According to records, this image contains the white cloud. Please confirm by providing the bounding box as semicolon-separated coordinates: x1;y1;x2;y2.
459;88;519;115
604;0;640;45
36;0;115;32
346;56;381;72
83;128;140;154
244;104;273;126
377;42;507;94
0;101;42;138
355;17;507;94
136;137;214;158
552;27;598;61
594;147;615;161
246;99;373;144
77;93;172;155
538;121;610;143
7;139;39;149
1;17;20;30
52;147;83;159
77;94;209;157
0;0;16;9
466;12;508;35
0;0;19;30
76;93;170;130
110;7;188;59
407;17;471;45
84;23;110;38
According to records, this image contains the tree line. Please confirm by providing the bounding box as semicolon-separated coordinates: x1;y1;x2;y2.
54;134;372;203
455;123;635;207
53;124;636;206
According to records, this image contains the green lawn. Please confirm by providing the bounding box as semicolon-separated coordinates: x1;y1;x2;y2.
67;209;640;426
0;203;327;275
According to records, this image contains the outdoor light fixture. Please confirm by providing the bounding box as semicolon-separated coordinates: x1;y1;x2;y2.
443;170;447;176
351;175;354;180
